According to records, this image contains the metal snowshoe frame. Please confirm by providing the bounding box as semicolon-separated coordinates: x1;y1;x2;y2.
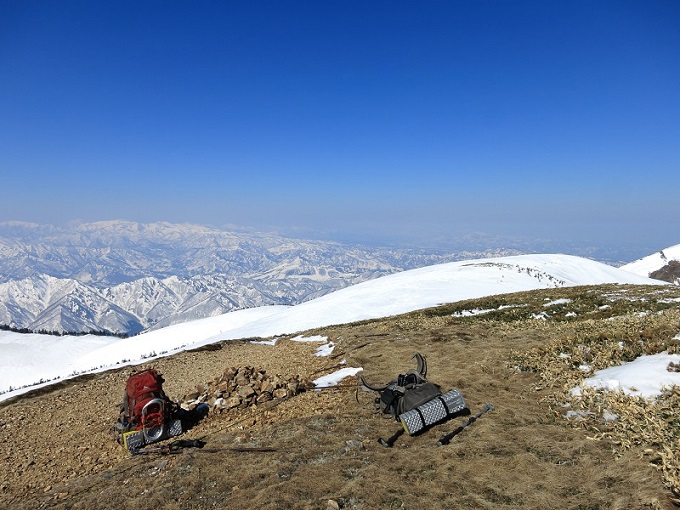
141;398;166;442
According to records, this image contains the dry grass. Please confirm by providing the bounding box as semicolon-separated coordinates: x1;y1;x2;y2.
1;283;679;509
507;286;680;505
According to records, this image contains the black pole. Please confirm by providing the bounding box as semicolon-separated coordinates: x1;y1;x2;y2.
378;427;405;448
436;403;493;446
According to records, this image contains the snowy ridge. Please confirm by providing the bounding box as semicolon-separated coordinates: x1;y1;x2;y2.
0;253;664;401
620;244;680;279
0;220;520;334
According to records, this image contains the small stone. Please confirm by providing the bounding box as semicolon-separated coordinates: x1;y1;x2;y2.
345;439;364;450
238;385;256;398
260;380;276;393
256;392;273;403
235;370;250;386
225;396;241;409
327;500;340;510
273;388;288;399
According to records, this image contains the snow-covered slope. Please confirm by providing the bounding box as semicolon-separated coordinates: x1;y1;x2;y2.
620;244;680;283
0;253;664;400
0;220;521;334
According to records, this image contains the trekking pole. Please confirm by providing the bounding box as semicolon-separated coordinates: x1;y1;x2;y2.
378;427;404;448
131;445;182;456
436;403;494;446
132;445;275;455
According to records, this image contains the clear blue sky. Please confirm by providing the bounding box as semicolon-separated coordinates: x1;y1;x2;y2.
1;1;678;252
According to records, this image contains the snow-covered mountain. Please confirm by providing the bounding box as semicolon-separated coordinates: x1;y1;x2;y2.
0;220;470;285
0;253;665;400
0;275;141;334
620;244;680;284
0;220;521;334
0;274;277;334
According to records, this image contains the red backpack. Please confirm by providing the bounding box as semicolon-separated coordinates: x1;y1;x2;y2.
123;369;169;431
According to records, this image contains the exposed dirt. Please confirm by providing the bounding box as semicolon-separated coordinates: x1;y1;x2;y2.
1;288;677;509
651;261;680;284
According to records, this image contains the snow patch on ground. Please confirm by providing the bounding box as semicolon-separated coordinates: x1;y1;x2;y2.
313;367;363;388
314;342;335;357
575;352;680;398
291;335;328;343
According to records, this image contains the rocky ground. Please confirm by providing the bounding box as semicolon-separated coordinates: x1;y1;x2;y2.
1;285;679;509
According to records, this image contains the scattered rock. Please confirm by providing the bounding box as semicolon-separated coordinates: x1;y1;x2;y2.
179;366;313;414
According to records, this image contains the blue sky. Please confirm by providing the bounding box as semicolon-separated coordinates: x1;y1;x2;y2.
1;1;678;254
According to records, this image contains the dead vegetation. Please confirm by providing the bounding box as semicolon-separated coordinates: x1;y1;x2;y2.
507;285;680;505
1;283;679;509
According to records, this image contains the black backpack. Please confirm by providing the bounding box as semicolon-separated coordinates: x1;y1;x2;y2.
361;353;468;440
361;353;441;420
377;369;442;419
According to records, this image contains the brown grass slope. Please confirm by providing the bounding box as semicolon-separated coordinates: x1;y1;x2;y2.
1;284;679;509
651;261;680;285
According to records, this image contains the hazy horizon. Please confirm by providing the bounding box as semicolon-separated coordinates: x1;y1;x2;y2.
0;217;667;264
2;2;678;255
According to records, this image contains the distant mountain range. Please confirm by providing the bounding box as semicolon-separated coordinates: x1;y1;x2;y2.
0;220;522;334
0;252;667;399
